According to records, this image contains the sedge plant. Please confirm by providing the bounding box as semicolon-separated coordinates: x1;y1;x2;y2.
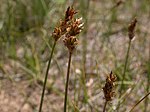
63;16;83;112
38;6;77;112
117;18;137;111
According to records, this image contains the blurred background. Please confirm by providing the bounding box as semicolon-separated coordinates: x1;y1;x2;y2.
0;0;150;112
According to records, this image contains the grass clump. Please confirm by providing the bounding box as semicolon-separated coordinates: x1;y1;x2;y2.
39;6;78;112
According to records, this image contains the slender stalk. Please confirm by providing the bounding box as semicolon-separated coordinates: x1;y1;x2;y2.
117;39;132;111
129;91;150;112
103;101;108;112
144;42;150;112
121;39;131;91
82;0;90;77
81;0;90;104
39;41;56;112
64;52;72;112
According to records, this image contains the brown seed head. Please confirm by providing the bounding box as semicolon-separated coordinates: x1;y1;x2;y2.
59;20;69;35
65;6;77;22
52;27;62;41
103;71;117;101
63;7;83;53
66;17;84;37
116;0;123;7
63;36;79;53
52;6;78;41
128;18;137;40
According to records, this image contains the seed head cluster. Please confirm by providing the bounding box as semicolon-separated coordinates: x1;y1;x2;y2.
52;7;78;41
63;8;83;53
128;18;137;40
52;6;83;53
63;36;79;53
66;18;83;36
103;71;117;101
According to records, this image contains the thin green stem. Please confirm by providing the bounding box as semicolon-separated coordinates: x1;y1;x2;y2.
117;39;131;111
39;41;56;112
103;101;107;112
81;0;90;104
82;0;90;78
64;52;72;112
129;91;150;112
121;39;131;91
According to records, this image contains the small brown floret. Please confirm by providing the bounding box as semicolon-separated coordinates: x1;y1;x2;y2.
128;18;137;40
65;6;77;22
103;71;117;101
63;36;79;53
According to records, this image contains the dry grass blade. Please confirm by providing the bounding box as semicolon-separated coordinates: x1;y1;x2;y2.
129;91;150;112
